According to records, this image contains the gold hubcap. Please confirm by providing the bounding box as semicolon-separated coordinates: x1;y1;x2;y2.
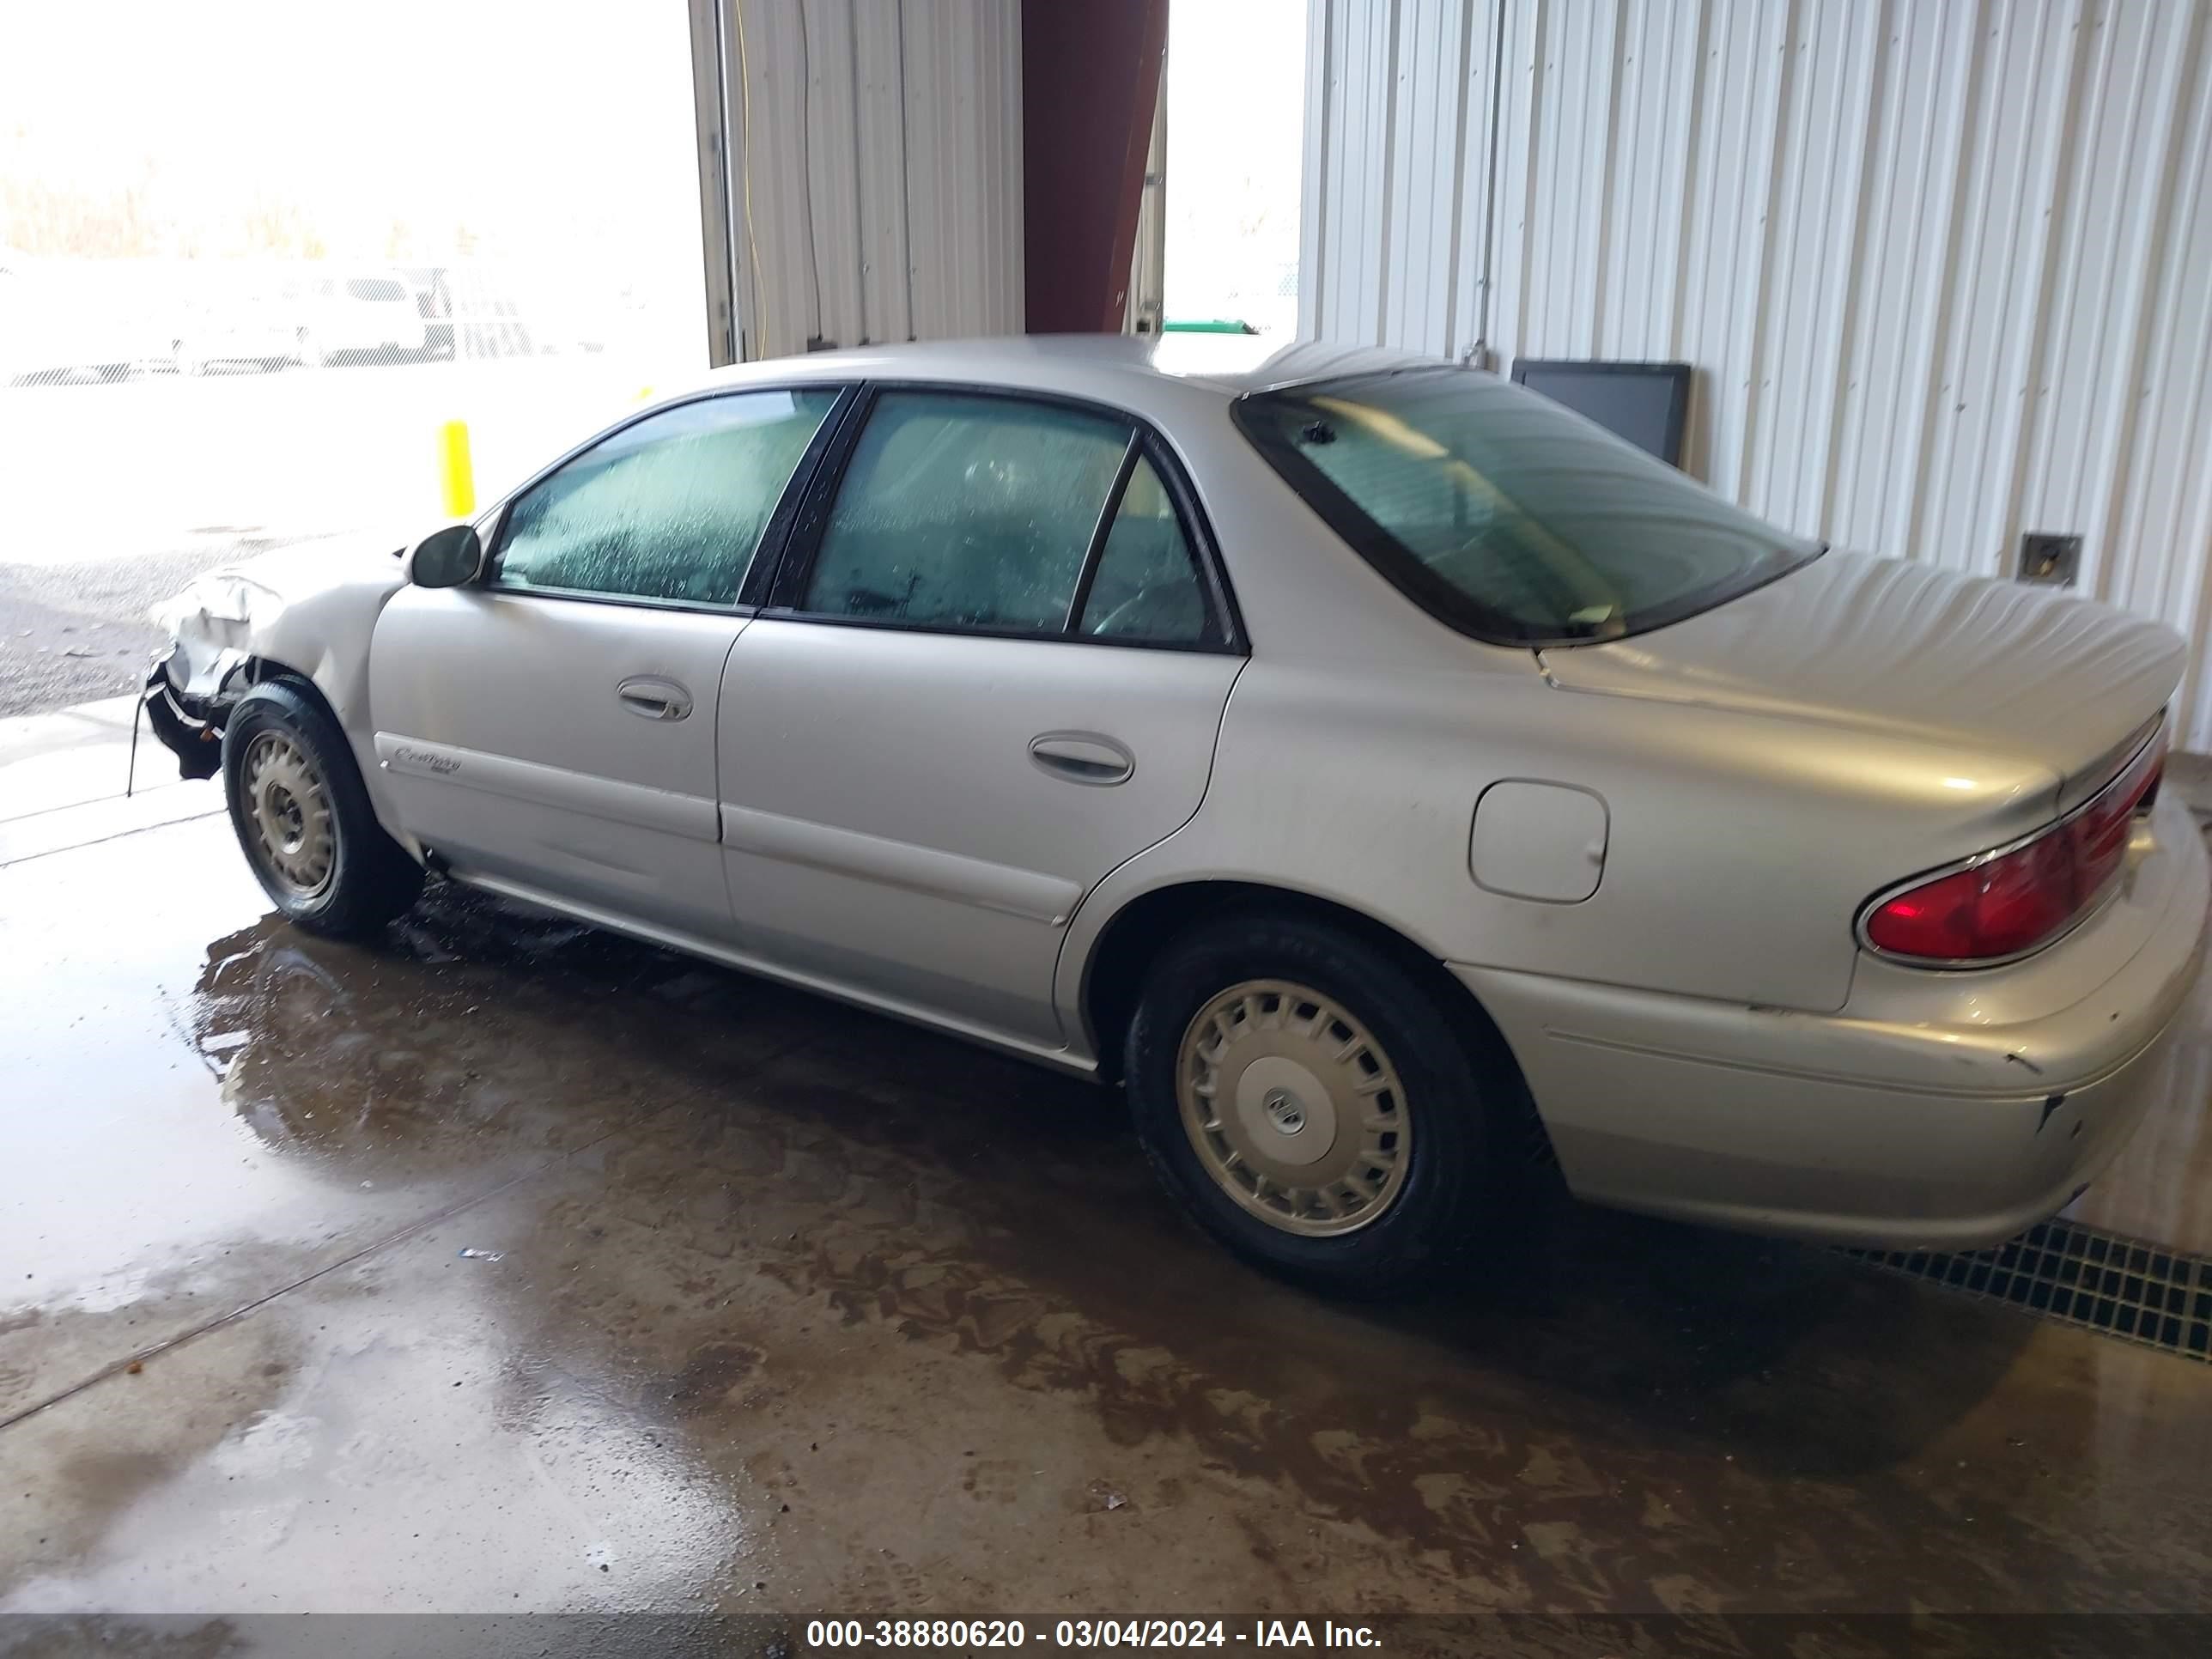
1176;979;1412;1237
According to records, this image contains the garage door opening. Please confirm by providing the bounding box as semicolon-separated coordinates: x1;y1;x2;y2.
1;0;708;711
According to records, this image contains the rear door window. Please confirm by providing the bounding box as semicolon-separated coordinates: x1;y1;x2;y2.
1075;456;1210;644
800;391;1133;634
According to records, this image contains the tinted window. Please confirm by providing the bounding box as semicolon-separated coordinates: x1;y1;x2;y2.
1235;368;1821;643
803;392;1132;632
1077;457;1208;643
496;389;839;605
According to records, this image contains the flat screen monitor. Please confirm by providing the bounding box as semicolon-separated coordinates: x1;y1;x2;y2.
1510;359;1692;468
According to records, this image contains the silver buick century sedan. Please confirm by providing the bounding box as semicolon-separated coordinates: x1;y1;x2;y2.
146;336;2208;1293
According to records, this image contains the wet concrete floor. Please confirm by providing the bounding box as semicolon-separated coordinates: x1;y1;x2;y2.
6;785;2212;1633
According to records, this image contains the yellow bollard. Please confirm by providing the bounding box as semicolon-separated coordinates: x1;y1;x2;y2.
437;419;476;519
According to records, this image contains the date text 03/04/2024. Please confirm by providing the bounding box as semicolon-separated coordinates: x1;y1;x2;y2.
803;1619;1383;1648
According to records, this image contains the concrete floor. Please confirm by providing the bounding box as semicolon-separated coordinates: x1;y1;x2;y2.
7;713;2212;1647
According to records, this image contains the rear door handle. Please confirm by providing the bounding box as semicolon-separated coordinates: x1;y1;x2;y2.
1029;732;1134;786
618;677;693;721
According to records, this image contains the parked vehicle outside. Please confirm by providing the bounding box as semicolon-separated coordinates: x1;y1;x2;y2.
158;264;434;374
289;271;428;366
169;274;300;376
143;336;2208;1294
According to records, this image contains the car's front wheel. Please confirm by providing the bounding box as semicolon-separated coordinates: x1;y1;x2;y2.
222;681;423;939
1124;915;1510;1297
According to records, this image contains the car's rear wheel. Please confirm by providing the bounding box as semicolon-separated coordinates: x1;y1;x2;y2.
1123;915;1504;1297
222;681;423;939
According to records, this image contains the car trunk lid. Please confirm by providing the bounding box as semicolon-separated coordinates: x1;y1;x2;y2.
1537;550;2183;810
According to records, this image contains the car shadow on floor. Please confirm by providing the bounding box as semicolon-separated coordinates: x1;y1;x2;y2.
188;881;2037;1496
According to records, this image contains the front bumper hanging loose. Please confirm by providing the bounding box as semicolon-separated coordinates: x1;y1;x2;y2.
143;649;225;781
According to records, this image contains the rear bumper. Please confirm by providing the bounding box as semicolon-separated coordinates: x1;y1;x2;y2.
1457;793;2210;1250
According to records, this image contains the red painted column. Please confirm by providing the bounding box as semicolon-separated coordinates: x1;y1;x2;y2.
1022;0;1170;334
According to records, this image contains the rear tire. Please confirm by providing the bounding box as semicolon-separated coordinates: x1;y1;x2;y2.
222;681;423;939
1123;914;1508;1297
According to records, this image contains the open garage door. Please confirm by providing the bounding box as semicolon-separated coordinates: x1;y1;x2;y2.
0;0;708;713
684;0;1024;363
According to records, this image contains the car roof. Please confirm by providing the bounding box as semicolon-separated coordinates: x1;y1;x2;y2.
679;333;1443;406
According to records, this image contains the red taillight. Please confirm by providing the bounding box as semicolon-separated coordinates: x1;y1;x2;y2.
1861;737;2165;965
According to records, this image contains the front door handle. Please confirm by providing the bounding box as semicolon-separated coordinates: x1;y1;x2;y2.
1029;732;1134;786
618;677;693;721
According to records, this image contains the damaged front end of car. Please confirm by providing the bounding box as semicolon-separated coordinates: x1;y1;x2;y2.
139;536;414;783
142;570;288;781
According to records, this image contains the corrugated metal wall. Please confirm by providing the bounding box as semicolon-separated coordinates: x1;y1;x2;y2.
698;0;1024;362
1301;0;2212;745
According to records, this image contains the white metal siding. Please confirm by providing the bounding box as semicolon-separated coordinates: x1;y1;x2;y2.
1303;0;2212;744
704;0;1024;360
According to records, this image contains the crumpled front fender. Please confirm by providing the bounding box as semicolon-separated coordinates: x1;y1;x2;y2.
142;533;414;778
149;569;280;705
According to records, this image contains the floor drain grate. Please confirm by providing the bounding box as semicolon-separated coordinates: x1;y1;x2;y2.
1853;1218;2212;1361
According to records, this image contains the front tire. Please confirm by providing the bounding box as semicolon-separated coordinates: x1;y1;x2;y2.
222;681;423;939
1124;915;1506;1297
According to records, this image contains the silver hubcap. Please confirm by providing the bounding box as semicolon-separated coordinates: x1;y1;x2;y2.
242;730;335;897
1176;979;1412;1237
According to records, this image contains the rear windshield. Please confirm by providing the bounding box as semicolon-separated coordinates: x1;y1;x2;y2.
348;277;406;302
1233;367;1821;644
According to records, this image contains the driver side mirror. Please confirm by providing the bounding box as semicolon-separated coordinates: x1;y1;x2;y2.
409;524;483;588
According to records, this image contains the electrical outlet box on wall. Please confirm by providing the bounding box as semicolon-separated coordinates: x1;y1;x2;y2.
2018;533;2082;588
